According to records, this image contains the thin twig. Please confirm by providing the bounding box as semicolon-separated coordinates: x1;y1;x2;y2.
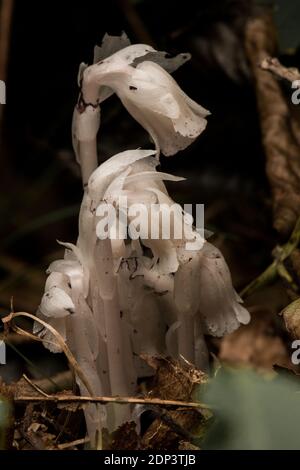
22;374;50;398
147;405;198;440
241;209;300;298
57;437;89;450
261;57;300;84
2;311;94;397
14;394;210;410
245;16;300;237
5;340;60;391
0;332;33;345
33;371;73;395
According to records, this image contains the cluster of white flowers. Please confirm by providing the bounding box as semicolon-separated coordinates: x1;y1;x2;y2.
35;33;250;442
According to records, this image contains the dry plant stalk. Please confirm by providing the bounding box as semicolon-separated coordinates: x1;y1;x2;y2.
260;57;300;84
245;15;300;238
14;394;209;409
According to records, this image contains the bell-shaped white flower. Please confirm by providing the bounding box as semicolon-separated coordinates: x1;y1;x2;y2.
39;286;75;318
72;33;194;184
88;149;249;372
73;32;209;177
197;243;250;336
80;57;209;156
34;274;72;353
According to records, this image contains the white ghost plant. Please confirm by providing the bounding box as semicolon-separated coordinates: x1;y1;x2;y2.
35;34;250;443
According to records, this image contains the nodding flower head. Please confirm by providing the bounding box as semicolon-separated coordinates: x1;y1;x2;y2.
76;33;210;157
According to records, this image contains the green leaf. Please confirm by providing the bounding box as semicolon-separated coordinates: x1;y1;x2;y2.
198;368;300;450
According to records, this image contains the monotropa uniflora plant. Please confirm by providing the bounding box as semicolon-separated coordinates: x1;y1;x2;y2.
34;33;250;443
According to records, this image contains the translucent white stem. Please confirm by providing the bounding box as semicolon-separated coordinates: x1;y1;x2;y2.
66;302;106;444
80;140;99;187
73;101;100;187
73;86;124;434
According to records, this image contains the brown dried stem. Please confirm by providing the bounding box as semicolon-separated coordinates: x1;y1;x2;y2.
57;437;90;450
2;311;94;397
14;394;209;410
245;15;300;237
260;57;300;84
22;374;50;398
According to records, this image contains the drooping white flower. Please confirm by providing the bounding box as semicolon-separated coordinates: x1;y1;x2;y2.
34;272;71;351
196;243;250;336
73;33;210;173
36;145;250;437
86;149;250;371
39;286;75;318
80;58;209;157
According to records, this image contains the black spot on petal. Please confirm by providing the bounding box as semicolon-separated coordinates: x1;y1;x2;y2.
65;308;75;314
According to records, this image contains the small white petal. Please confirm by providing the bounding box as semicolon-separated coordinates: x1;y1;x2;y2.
88;149;156;203
103;167;132;204
141;238;179;276
39;286;75;318
124;171;185;186
58;241;85;266
59;241;90;297
45;271;70;293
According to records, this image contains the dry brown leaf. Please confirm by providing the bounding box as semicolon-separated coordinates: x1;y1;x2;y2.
140;357;208;450
109;422;140;450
